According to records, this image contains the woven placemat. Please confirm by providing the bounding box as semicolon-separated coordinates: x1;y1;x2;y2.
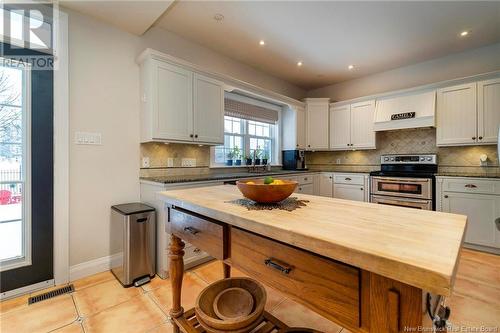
226;197;309;212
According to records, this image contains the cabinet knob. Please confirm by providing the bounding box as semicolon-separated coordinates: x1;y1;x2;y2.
308;145;311;147
193;248;201;254
472;137;476;140
360;188;363;191
194;134;198;138
444;195;449;198
478;136;483;140
190;134;194;138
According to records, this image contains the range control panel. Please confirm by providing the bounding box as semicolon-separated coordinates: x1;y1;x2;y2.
380;154;437;165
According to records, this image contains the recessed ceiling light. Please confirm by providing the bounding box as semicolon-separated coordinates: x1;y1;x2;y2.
348;64;355;70
259;40;265;46
297;61;303;67
460;30;470;37
213;13;224;22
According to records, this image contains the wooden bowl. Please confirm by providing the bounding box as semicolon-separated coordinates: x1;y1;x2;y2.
236;179;298;203
213;287;254;321
284;329;322;333
195;277;267;331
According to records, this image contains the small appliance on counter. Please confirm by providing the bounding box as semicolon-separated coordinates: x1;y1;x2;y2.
282;149;307;170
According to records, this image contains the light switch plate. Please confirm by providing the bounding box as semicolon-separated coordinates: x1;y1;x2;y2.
75;132;102;145
181;158;196;167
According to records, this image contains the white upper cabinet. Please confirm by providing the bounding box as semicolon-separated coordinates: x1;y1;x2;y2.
350;100;376;149
140;54;224;145
282;105;306;150
478;77;500;144
305;98;330;150
436;83;478;146
329;100;376;150
193;73;224;144
154;60;194;142
329;104;351;149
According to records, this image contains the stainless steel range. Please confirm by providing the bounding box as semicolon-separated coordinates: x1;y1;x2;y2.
370;154;437;210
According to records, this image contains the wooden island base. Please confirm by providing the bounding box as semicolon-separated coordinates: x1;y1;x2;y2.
167;207;431;333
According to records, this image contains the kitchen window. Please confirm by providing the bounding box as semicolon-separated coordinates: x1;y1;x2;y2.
211;93;280;167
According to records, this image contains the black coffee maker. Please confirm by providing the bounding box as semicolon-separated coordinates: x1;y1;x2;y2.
282;150;307;170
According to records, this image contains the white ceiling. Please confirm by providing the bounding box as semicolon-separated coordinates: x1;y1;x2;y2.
61;0;174;35
154;1;500;89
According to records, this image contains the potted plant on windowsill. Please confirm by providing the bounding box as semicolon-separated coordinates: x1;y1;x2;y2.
245;154;253;166
226;149;234;166
262;152;269;166
254;147;262;165
234;147;242;166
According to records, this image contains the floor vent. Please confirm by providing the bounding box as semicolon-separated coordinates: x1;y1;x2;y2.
28;284;74;305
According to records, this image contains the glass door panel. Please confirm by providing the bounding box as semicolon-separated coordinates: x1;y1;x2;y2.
0;62;30;270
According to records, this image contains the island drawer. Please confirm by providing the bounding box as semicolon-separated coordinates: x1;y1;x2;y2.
230;228;360;328
169;208;226;260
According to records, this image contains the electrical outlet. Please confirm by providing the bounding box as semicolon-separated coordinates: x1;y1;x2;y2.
181;158;196;167
142;157;150;168
75;132;102;145
336;159;341;164
167;158;174;167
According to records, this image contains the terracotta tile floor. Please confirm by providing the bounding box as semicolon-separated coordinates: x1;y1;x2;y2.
1;248;499;333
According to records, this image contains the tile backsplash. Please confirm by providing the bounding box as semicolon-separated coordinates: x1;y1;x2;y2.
307;128;499;176
141;128;499;178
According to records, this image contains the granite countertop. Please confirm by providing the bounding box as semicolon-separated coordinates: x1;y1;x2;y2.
140;170;313;184
436;172;500;179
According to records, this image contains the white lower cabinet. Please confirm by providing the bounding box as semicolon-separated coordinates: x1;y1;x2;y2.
438;177;500;251
334;183;365;202
318;172;369;201
319;173;334;197
297;183;314;195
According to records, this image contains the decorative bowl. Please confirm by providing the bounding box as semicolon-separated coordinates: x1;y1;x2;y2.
236;179;298;203
195;277;267;331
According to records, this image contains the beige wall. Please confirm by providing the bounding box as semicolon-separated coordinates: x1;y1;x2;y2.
67;9;304;267
140;28;306;100
307;43;500;101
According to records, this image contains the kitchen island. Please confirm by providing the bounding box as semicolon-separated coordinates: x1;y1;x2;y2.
159;185;467;333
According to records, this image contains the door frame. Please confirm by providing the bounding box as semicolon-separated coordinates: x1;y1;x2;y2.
53;9;69;286
0;9;69;299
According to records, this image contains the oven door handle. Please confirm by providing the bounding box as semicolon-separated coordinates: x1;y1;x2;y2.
371;177;430;183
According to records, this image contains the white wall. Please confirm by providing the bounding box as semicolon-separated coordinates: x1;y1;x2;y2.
68;11;142;266
67;9;304;268
307;43;500;101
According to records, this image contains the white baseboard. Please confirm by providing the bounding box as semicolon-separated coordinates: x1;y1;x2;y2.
69;253;122;281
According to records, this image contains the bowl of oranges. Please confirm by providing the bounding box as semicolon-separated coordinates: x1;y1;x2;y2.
236;177;298;203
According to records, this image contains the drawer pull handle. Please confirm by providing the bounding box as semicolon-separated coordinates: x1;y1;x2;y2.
464;184;477;188
193;248;201;253
183;226;200;235
345;177;352;181
264;258;292;274
444;195;449;198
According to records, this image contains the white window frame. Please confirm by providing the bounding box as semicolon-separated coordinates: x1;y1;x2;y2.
0;59;32;272
210;114;281;168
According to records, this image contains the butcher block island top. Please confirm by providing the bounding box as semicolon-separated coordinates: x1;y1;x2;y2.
159;185;466;296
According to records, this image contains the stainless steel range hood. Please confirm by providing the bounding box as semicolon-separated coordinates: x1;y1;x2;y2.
373;90;436;131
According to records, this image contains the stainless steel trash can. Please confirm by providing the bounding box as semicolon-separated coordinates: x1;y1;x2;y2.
111;203;155;287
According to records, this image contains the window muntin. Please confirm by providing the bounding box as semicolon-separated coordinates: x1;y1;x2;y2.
213;116;276;165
